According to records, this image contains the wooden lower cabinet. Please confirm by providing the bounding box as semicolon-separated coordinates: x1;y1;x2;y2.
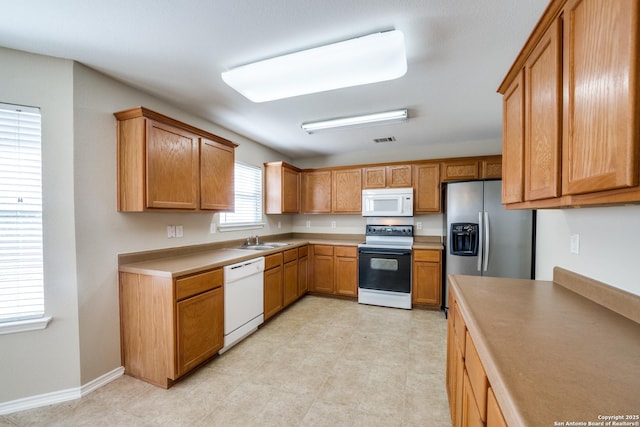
335;246;358;296
412;249;442;307
119;268;224;388
487;387;507;427
298;246;308;296
283;248;299;307
264;253;284;320
447;288;506;427
264;246;309;322
310;244;358;297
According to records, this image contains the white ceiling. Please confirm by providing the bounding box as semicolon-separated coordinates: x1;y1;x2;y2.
0;0;549;159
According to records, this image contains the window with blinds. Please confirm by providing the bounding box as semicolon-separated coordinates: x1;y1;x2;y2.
219;162;263;228
0;103;44;323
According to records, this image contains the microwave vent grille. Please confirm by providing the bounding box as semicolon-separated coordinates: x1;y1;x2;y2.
373;136;396;143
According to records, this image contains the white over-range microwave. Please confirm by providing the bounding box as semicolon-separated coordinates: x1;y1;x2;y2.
362;188;414;217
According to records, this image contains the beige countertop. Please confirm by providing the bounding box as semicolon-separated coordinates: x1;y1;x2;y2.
118;234;443;277
449;273;640;427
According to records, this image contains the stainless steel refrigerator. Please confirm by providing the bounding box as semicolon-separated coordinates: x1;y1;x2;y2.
444;180;534;308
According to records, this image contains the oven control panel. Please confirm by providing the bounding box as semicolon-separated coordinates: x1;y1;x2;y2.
365;225;413;237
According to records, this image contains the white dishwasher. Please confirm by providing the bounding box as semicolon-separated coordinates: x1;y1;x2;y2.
220;256;265;354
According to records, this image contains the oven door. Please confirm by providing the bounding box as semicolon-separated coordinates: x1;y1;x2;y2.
358;247;412;293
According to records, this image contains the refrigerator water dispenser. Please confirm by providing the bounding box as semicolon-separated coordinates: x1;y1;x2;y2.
450;223;479;256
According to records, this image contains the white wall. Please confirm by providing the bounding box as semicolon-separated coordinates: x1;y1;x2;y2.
535;205;640;296
0;48;81;403
72;63;292;386
0;48;292;406
292;214;444;237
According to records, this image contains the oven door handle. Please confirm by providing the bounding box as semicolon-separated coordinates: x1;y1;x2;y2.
358;249;412;256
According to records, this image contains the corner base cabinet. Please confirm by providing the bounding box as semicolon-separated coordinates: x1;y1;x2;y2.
119;268;224;388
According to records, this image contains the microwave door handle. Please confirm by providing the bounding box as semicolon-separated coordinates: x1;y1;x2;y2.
483;211;490;272
477;211;483;272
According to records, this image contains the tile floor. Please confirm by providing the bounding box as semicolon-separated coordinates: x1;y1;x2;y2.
0;296;451;427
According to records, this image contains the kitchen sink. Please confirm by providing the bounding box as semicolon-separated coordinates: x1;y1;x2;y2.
236;242;290;250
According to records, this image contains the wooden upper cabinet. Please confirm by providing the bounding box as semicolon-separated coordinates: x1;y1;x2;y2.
264;161;300;214
332;168;362;213
115;107;237;212
301;170;332;213
363;164;412;188
145;120;199;210
200;138;234;211
481;156;502;180
562;0;639;195
441;159;480;182
502;70;525;204
414;163;441;213
525;17;562;201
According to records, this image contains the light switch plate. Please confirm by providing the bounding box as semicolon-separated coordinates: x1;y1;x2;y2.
167;225;176;238
570;234;580;254
176;225;183;238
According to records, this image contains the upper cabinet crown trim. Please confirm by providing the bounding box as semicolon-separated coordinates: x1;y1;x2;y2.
114;106;238;149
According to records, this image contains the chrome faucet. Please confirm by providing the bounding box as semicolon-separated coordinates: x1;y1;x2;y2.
254;234;260;245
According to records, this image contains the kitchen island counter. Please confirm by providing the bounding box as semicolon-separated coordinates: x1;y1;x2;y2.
449;269;640;426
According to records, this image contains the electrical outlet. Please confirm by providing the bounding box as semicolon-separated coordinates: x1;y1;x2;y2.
570;234;580;254
277;221;281;229
176;225;183;238
416;221;423;230
167;225;176;238
331;221;336;228
210;223;216;234
306;220;311;228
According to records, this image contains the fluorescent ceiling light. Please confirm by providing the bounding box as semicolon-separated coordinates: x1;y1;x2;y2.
301;109;408;134
221;30;407;102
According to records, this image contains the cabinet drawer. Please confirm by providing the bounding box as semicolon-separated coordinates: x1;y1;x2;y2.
334;246;357;257
283;248;298;264
313;245;334;256
413;249;441;262
175;269;222;301
265;253;283;270
465;331;488;422
298;245;308;257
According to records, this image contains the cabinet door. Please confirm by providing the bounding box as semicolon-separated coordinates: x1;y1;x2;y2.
334;246;357;297
298;249;308;297
283;260;298;307
441;160;479;182
176;286;223;377
481;157;502;180
412;250;442;307
362;166;387;189
146;120;199;209
332;168;362;213
502;70;526;204
311;246;334;294
525;18;562;201
487;387;507;427
264;265;283;320
414;163;441;213
282;166;301;213
200;138;234;210
387;164;413;187
562;0;638;195
301;170;332;213
462;370;484;427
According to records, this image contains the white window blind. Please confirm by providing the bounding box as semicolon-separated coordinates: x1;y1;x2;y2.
219;163;263;227
0;103;44;323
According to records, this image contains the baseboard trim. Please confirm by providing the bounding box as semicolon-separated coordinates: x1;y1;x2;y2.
0;366;124;415
80;366;124;397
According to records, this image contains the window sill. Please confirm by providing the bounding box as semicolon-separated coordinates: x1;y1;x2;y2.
0;316;52;335
218;222;265;232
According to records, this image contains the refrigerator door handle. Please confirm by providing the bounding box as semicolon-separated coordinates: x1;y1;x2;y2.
477;211;483;272
484;211;490;272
